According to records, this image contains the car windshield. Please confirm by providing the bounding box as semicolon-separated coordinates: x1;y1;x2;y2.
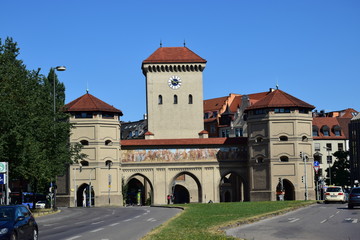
327;187;342;192
0;207;14;220
351;188;360;194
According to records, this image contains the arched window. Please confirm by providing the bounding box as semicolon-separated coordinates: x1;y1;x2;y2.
158;95;163;105
280;156;289;162
333;125;341;136
188;94;193;104
105;140;112;146
256;137;263;143
105;160;113;169
80;140;89;146
302;136;308;142
312;126;319;136
174;95;178;104
321;125;330;136
80;160;89;166
256;157;264;163
279;136;288;141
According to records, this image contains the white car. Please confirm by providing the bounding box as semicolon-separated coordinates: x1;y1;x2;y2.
35;201;46;209
324;186;346;203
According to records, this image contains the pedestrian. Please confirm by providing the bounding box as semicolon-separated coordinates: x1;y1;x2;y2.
167;194;171;204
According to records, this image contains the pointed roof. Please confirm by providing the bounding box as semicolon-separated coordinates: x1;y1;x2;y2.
143;47;207;64
64;93;123;115
245;89;315;111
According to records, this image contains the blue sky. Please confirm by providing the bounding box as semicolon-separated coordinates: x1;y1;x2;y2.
1;1;359;121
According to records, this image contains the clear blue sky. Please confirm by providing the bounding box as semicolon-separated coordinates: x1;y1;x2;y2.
1;1;359;121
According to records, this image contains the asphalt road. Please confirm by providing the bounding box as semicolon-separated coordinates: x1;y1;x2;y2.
226;203;360;240
35;206;181;240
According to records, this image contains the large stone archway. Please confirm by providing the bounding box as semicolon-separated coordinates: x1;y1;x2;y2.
169;171;202;203
219;172;248;202
125;173;154;206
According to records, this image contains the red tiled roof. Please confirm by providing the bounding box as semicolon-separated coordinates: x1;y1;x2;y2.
121;137;246;147
327;108;358;118
64;93;123;115
204;96;228;112
245;89;315;111
143;47;207;64
312;117;349;139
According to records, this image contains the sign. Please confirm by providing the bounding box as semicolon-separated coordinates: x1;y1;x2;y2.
0;162;7;173
0;173;6;184
314;166;320;174
314;161;319;167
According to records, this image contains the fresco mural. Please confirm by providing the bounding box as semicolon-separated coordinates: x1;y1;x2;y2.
121;147;242;163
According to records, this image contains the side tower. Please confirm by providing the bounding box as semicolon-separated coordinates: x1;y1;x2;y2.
245;89;315;201
142;47;207;139
61;93;123;207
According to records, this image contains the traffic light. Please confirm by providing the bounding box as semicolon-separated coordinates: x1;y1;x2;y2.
301;176;305;183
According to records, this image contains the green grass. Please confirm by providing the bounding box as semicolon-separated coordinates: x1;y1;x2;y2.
143;201;315;240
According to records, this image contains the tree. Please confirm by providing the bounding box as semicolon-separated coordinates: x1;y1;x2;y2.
0;37;83;201
325;150;350;187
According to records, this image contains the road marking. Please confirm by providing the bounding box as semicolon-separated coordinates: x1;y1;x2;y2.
65;236;81;240
90;228;104;233
134;215;140;218
329;215;334;218
320;219;327;223
109;222;120;226
147;218;157;222
336;211;340;214
123;219;132;222
92;221;105;225
289;218;299;223
353;219;358;223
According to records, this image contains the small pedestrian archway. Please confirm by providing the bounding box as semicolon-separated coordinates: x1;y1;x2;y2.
125;174;153;206
276;178;295;200
76;183;94;207
219;172;248;202
170;172;202;204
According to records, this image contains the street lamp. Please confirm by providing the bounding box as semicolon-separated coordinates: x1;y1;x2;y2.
52;66;66;210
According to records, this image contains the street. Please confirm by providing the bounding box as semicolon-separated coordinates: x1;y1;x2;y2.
36;206;181;240
226;203;360;240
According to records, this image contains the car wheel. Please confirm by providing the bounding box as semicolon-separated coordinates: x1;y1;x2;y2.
10;232;17;240
33;228;38;240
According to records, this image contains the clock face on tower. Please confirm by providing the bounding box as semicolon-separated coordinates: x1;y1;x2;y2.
168;76;181;89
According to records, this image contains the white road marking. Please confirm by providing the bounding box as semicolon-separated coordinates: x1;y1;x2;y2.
92;220;105;225
134;215;140;218
329;215;334;218
147;218;157;222
109;222;120;226
336;211;340;214
320;219;327;223
123;219;132;222
289;218;299;223
65;236;81;240
352;219;358;223
90;228;104;233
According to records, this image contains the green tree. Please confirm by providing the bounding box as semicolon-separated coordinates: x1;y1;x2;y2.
325;150;350;187
0;37;84;202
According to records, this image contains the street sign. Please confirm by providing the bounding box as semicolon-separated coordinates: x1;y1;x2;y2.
314;166;320;174
314;161;319;167
0;162;7;173
0;173;6;184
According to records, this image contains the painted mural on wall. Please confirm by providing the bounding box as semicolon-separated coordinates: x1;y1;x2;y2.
121;147;242;163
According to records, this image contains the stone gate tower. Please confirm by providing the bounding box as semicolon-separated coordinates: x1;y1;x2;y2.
245;89;316;201
142;47;207;139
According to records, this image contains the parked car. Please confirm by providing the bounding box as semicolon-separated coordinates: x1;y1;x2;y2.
324;186;347;203
0;205;38;240
35;201;46;209
348;187;360;209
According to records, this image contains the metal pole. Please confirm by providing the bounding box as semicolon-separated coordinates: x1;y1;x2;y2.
303;152;308;201
328;149;332;185
6;163;9;205
73;168;77;207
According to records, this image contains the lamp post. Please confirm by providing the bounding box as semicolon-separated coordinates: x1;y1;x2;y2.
300;151;308;201
52;66;66;210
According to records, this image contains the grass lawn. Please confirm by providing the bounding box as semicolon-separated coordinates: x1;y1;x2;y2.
143;201;315;240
